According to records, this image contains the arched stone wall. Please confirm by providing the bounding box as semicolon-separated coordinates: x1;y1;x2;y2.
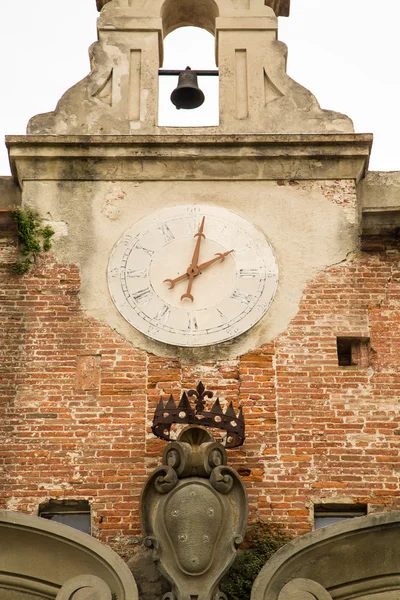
252;511;400;600
0;511;138;600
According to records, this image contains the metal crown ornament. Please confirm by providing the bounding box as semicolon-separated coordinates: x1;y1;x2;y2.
152;381;245;448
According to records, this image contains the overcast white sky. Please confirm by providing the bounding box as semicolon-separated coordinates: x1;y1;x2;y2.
1;0;399;175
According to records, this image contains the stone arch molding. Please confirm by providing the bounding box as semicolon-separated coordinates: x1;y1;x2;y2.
251;511;400;600
0;511;138;600
28;0;353;135
96;0;290;20
160;0;220;36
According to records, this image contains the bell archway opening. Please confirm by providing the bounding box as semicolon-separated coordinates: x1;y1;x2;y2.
158;26;219;128
161;0;219;37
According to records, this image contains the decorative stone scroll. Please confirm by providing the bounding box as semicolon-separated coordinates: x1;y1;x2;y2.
141;426;248;600
277;579;332;600
56;574;112;600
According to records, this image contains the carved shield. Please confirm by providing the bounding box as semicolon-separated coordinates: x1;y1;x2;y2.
164;482;223;575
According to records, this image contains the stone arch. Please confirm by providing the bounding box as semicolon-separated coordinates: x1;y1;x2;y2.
0;510;138;599
161;0;219;37
251;511;400;600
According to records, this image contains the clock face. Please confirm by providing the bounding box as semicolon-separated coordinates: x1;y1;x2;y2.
107;205;278;347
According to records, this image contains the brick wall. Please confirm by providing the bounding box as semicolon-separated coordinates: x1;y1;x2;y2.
1;229;400;558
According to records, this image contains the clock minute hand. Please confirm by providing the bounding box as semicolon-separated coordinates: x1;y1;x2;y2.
163;271;188;289
181;216;206;302
163;217;205;291
189;216;206;269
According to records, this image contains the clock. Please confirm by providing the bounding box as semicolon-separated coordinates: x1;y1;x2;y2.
107;205;278;347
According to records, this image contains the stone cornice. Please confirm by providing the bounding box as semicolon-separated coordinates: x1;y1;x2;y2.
7;134;372;185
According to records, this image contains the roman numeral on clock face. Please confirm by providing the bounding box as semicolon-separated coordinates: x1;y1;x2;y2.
159;224;174;242
132;287;153;305
239;268;259;278
155;304;170;325
136;243;155;256
217;309;228;322
231;289;253;305
127;269;147;278
187;313;199;331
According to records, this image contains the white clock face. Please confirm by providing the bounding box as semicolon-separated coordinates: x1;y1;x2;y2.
107;205;278;347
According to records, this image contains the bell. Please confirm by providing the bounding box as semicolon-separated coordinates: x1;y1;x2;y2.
171;67;205;110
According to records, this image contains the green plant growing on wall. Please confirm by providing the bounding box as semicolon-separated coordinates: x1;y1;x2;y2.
9;207;55;274
220;521;290;600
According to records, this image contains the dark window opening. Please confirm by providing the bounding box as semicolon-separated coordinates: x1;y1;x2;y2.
314;503;367;530
39;499;91;535
337;337;370;368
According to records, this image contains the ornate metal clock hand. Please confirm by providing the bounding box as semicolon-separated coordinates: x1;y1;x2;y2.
181;216;206;301
163;217;206;296
163;271;189;289
197;250;234;271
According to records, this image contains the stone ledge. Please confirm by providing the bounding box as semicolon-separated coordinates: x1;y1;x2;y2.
7;133;372;184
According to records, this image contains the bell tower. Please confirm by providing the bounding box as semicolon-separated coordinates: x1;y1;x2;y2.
27;0;352;136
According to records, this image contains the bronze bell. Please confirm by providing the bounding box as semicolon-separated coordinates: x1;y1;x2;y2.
171;67;205;110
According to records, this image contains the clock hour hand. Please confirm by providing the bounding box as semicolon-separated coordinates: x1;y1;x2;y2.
197;250;234;271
